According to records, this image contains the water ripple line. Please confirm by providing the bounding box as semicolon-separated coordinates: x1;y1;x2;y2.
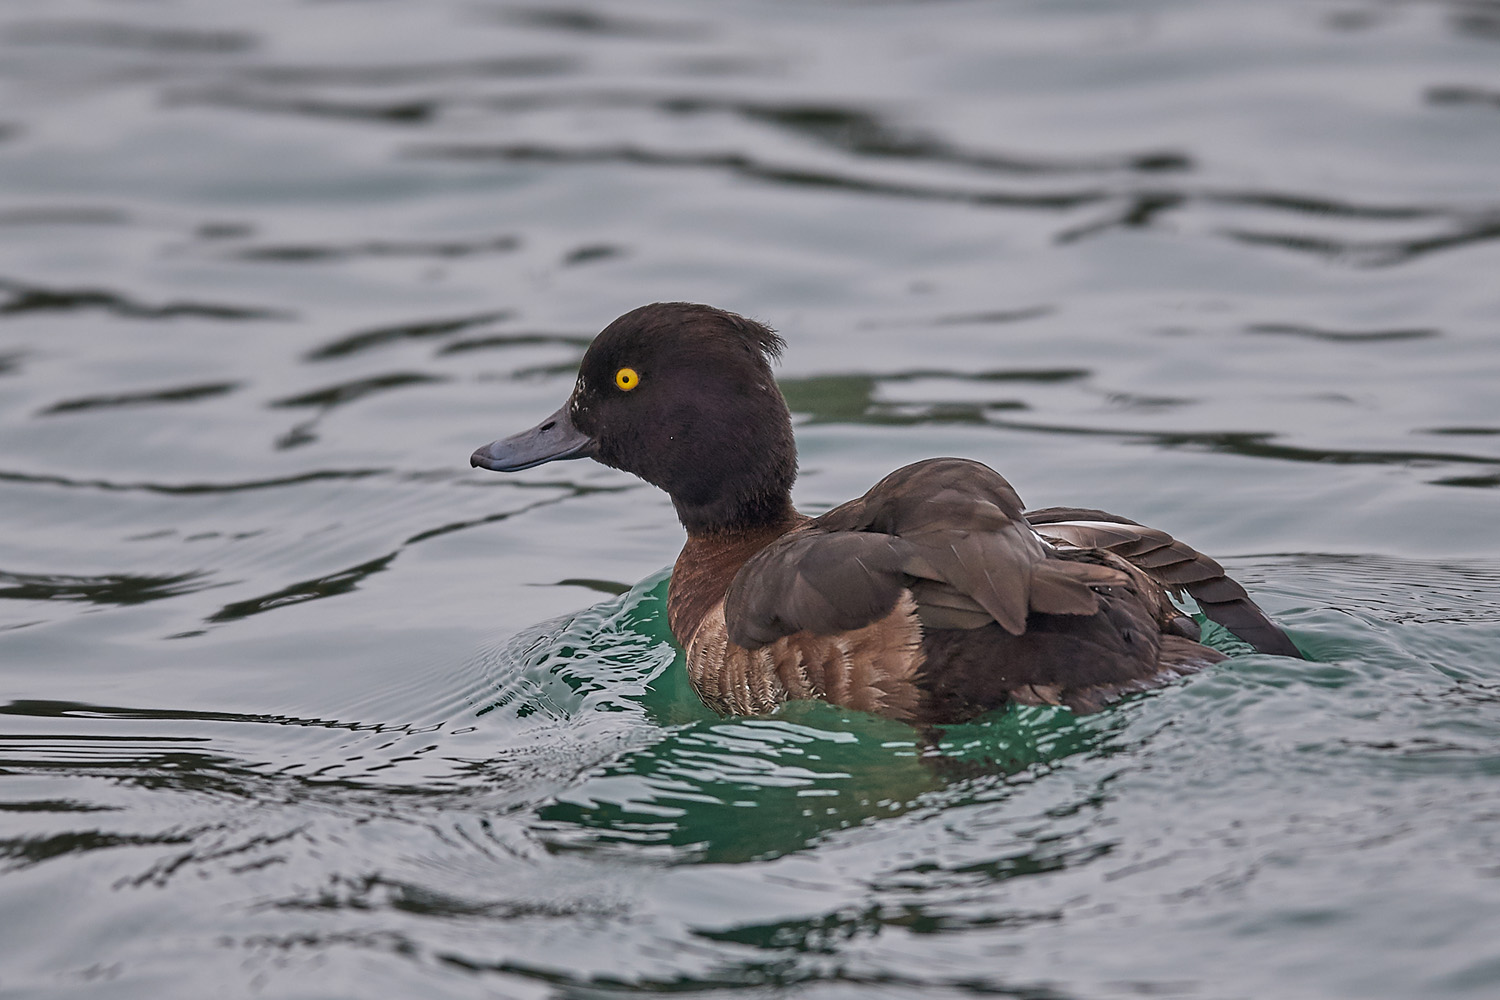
37;381;241;416
0;569;217;607
0;276;289;322
0;466;389;496
404;142;1110;211
305;311;514;362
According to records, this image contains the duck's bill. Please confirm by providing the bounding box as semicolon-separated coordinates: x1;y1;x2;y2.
471;405;593;472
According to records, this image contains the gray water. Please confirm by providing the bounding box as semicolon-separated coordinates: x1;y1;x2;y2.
1;1;1499;997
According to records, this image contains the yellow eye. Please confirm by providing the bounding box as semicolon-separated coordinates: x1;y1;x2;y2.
614;367;640;391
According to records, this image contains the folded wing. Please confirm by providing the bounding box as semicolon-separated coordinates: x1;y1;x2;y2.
725;459;1125;649
1024;506;1302;658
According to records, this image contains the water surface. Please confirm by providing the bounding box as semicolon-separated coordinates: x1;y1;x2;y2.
1;1;1498;997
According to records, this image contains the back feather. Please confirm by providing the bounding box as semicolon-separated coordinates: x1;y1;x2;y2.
725;459;1111;649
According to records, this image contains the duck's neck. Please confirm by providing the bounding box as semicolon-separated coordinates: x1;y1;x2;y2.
667;508;807;647
671;487;797;537
648;383;799;537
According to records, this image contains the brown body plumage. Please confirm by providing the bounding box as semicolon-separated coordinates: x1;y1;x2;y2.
472;302;1301;724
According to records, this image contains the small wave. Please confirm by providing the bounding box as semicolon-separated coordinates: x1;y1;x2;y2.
232;237;519;264
1246;323;1439;343
438;331;592;356
269;372;449;410
1221;212;1500;268
234;56;577;88
38;382;240;416
857;305;1054;329
562;244;625;266
406;141;1110;211
206;554;395;623
3;20;256;53
305;312;513;362
987;417;1500;471
1427;84;1500;110
0;467;387;496
0;276;286;321
166;89;440;126
494;6;709;41
0;568;215;606
481;91;1192;176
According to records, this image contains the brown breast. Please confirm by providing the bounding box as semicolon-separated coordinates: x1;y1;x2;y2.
667;516;928;722
682;592;926;720
666;517;806;647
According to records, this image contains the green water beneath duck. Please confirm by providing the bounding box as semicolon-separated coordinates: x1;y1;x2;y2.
2;1;1499;997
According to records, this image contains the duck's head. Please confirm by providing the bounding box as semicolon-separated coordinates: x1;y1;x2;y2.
471;302;798;534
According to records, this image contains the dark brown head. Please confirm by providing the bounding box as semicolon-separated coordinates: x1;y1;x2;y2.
471;302;798;534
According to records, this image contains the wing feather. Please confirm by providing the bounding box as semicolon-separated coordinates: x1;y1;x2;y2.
724;530;911;648
725;461;1298;662
727;459;1108;649
1027;507;1301;658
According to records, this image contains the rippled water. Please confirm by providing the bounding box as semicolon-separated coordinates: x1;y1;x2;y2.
2;1;1498;996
